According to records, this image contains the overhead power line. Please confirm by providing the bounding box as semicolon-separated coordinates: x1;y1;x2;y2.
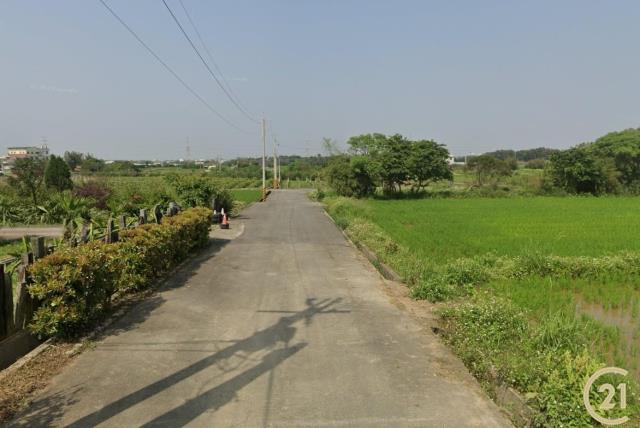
97;0;249;133
162;0;259;124
177;0;251;118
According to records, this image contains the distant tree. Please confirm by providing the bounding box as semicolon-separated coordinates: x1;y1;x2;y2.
347;133;387;156
466;155;513;187
587;128;640;187
103;161;140;176
525;159;546;169
325;156;375;198
482;149;516;161
44;155;73;192
63;151;84;170
546;148;618;194
406;140;452;191
483;148;559;161
80;154;105;173
8;157;46;205
516;147;560;161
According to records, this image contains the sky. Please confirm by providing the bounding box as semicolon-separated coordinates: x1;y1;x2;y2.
1;0;640;160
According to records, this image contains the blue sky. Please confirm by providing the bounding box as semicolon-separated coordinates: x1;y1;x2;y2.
1;0;639;160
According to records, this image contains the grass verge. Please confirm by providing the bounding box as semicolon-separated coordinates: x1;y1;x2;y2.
321;195;639;427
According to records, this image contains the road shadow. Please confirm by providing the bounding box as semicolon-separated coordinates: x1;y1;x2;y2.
20;298;347;427
7;386;83;428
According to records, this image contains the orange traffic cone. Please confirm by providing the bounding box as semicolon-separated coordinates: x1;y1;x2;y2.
221;213;229;229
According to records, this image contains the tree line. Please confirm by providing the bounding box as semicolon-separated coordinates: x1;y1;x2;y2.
544;128;640;194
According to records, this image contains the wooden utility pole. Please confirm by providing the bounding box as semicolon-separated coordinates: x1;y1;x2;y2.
278;145;282;186
261;118;266;199
273;136;278;189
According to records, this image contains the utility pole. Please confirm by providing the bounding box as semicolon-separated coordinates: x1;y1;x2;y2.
273;135;278;189
261;118;266;200
277;141;281;186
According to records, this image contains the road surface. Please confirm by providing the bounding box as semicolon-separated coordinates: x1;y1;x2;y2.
10;190;510;427
0;226;64;240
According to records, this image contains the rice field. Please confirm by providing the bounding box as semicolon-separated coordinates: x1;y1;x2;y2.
365;196;640;263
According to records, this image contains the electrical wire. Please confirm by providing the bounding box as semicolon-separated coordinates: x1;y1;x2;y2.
177;0;251;119
97;0;250;133
162;0;259;124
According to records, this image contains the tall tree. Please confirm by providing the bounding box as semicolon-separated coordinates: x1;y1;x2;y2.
80;154;105;173
8;157;46;205
407;140;453;191
45;155;73;191
377;134;411;193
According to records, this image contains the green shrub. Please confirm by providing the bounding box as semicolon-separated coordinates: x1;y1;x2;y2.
28;207;212;338
28;241;121;337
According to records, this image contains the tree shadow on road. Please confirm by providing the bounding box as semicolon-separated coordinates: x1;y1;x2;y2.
44;298;347;427
7;386;83;428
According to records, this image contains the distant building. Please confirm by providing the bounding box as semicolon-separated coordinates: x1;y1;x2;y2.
1;144;50;174
7;144;49;159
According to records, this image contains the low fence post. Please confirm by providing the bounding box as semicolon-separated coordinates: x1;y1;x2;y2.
80;223;89;244
30;236;46;260
105;218;118;243
139;209;147;225
166;202;178;217
14;252;35;331
0;263;6;338
154;205;163;224
0;263;13;338
118;215;127;232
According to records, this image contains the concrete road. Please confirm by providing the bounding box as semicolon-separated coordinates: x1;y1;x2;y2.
10;190;511;427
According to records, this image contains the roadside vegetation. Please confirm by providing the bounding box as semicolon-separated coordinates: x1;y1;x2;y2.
319;127;640;426
321;195;638;426
29;207;212;338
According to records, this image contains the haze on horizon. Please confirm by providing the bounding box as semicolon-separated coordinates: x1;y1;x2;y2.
1;0;639;160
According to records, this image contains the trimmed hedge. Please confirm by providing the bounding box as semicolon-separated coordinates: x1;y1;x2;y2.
27;207;212;338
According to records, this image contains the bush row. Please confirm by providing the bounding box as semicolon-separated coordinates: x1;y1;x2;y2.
27;207;212;338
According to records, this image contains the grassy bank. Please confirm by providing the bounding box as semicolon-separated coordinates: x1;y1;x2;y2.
321;195;638;426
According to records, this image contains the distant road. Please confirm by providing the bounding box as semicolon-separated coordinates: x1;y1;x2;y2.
10;191;510;427
0;226;64;240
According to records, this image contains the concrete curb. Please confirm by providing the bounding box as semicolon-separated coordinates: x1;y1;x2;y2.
321;210;404;283
321;207;535;427
0;338;53;383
